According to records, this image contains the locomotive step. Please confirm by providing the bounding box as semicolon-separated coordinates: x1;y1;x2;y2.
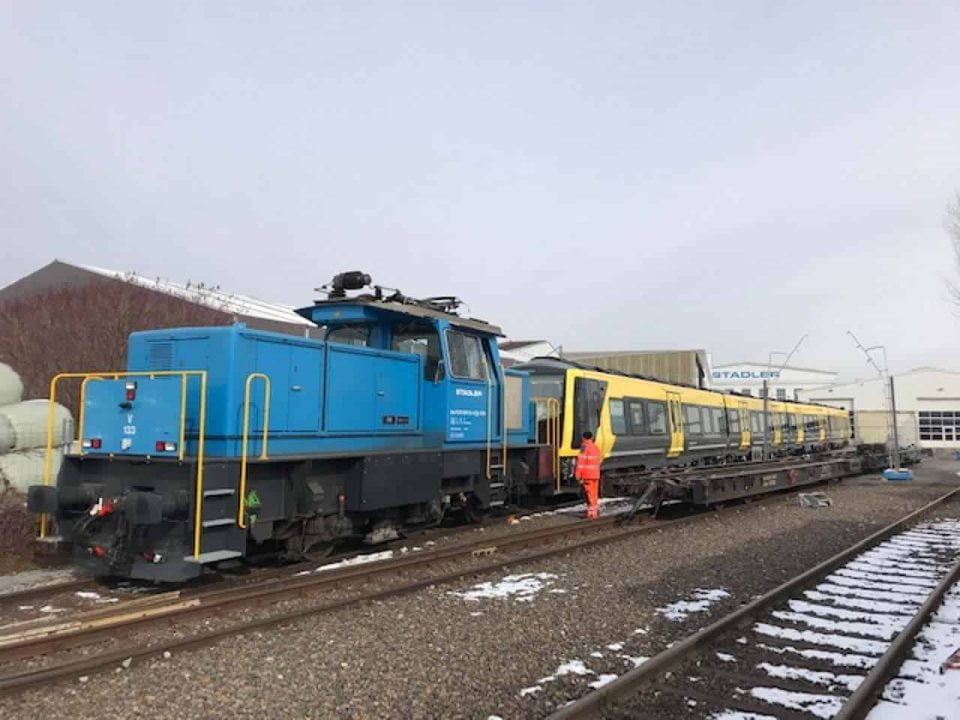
184;550;243;564
201;518;236;528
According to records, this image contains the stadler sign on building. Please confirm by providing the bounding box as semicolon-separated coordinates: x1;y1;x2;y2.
711;362;837;400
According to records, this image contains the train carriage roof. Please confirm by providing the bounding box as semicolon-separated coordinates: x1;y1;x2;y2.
515;357;845;413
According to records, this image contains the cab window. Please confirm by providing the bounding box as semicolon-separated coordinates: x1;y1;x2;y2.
392;322;441;380
445;330;489;380
325;325;370;346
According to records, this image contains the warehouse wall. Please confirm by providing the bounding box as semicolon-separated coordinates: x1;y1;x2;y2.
565;350;707;387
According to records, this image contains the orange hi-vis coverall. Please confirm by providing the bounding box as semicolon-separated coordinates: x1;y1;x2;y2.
575;438;602;519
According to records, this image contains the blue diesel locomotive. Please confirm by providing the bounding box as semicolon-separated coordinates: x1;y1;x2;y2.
28;273;554;582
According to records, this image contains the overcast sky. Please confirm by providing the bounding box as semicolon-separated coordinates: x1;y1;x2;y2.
3;2;959;379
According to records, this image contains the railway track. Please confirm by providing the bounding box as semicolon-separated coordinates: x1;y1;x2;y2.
547;487;960;720
0;453;869;699
0;505;701;695
0;496;593;620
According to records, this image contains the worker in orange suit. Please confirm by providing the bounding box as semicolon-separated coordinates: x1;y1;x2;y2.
575;431;602;519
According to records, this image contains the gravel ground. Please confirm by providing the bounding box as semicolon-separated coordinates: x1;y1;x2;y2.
0;461;957;720
0;491;37;575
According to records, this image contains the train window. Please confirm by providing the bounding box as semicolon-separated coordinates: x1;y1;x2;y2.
776;388;786;401
627;400;646;434
445;330;489;381
392;322;441;380
684;405;703;435
645;401;667;434
711;408;725;434
727;410;740;434
609;399;628;434
750;412;762;434
326;324;370;346
699;407;714;434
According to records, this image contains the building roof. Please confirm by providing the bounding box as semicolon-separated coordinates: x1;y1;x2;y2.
75;262;315;327
499;340;550;351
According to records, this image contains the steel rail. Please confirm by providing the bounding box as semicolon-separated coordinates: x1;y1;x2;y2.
0;461;881;695
0;512;662;668
546;486;960;720
0;453;861;666
0;511;711;694
833;551;960;720
0;578;95;607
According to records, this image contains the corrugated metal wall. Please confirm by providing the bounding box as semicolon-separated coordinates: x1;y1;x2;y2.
565;351;703;387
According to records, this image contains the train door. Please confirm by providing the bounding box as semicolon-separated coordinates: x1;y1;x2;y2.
572;377;607;448
738;401;750;449
666;391;684;457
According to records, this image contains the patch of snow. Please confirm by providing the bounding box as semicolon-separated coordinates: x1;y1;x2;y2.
864;583;960;720
316;550;394;572
39;605;65;613
450;573;559;603
590;651;604;658
814;582;925;605
606;642;623;651
17;605;33;611
756;662;863;692
748;687;844;719
588;674;618;689
803;589;918;615
753;623;887;655
658;588;731;621
519;686;542;697
538;659;594;683
769;611;900;640
554;660;592;677
622;655;648;668
710;712;778;720
519;497;634;520
753;642;877;670
716;652;736;663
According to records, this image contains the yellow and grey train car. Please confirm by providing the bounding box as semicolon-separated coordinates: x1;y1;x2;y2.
517;358;850;499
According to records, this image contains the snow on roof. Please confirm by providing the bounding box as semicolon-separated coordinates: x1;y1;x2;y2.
74;261;315;327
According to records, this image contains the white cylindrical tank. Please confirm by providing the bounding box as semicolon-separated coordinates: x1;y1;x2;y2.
0;363;24;407
0;400;75;453
0;449;63;493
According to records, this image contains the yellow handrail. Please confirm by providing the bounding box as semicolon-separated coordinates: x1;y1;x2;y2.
40;371;207;561
192;372;208;558
238;373;271;529
484;371;493;479
501;372;508;483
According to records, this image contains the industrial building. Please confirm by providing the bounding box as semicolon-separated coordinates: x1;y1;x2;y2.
563;349;711;388
799;368;960;449
0;260;315;336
